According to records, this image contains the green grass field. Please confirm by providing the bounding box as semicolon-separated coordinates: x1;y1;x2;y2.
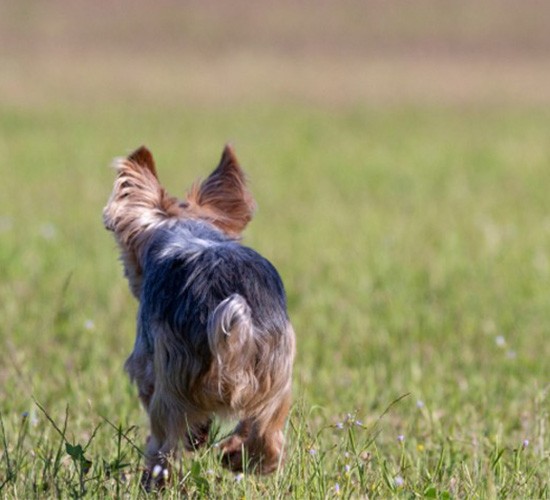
1;2;549;498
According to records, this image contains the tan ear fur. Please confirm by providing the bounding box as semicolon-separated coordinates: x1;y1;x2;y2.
120;146;183;219
103;146;183;296
186;145;256;236
128;146;158;179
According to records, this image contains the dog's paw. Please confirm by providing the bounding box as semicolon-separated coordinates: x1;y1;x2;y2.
219;434;245;454
141;463;170;491
218;434;245;472
220;448;245;472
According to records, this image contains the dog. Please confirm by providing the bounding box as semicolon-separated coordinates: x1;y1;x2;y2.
103;145;295;484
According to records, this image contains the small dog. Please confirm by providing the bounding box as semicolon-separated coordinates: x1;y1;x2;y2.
103;145;295;482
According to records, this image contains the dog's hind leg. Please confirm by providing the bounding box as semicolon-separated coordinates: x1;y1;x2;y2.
143;392;209;489
141;392;177;489
221;390;291;474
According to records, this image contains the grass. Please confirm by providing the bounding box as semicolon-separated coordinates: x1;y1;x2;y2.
0;102;548;497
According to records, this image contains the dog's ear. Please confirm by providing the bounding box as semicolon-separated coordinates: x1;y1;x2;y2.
187;145;256;236
128;146;158;179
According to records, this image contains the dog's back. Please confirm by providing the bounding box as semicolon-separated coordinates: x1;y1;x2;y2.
138;219;294;417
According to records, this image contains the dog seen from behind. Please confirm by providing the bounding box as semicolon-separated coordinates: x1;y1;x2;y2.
103;145;295;486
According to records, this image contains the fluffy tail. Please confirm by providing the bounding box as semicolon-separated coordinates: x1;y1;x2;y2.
207;294;258;408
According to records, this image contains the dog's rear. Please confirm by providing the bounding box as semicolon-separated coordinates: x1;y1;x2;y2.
104;146;295;483
137;218;295;474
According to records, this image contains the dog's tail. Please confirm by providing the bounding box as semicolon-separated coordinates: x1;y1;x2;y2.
207;294;258;408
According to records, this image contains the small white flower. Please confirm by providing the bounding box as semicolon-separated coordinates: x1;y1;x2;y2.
416;400;424;409
335;422;344;430
495;335;506;347
235;473;244;483
308;448;317;456
523;439;529;448
40;223;57;240
334;483;340;494
162;468;169;480
344;464;351;473
394;475;404;487
397;434;405;443
355;420;363;426
84;319;95;331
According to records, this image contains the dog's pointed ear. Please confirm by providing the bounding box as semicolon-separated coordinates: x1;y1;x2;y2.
128;146;158;178
187;145;256;235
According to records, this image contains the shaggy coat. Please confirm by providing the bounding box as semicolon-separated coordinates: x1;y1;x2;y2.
103;145;295;482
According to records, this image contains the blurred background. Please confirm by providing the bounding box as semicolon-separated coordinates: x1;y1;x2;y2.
2;0;550;110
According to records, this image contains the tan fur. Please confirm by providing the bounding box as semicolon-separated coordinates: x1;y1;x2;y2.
102;146;183;297
186;145;256;237
104;145;294;487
